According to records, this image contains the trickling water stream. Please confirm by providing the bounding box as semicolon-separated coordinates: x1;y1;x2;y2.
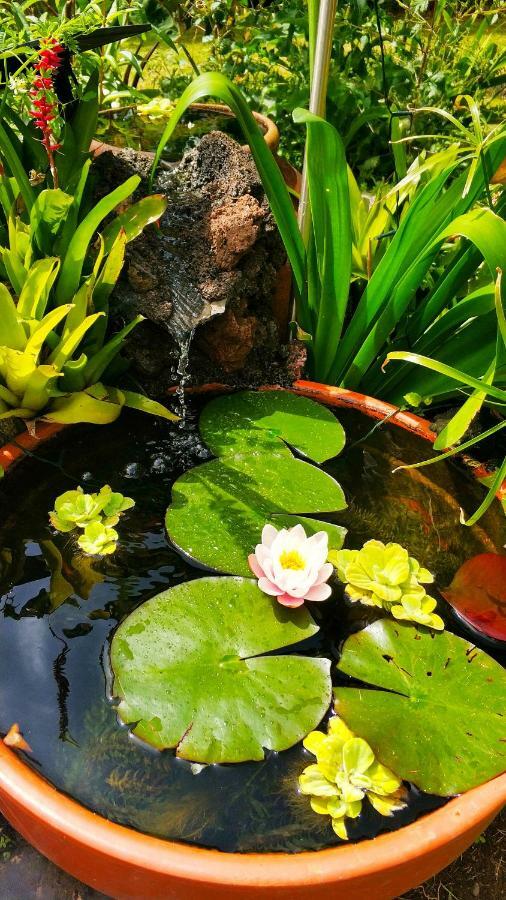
174;328;195;424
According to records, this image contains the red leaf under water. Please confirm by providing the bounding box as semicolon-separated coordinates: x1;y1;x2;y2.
441;553;506;642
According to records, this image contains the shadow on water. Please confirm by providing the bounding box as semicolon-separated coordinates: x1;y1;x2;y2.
0;403;504;853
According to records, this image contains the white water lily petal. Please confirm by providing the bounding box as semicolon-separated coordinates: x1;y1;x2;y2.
305;583;332;603
249;523;332;608
261;523;278;547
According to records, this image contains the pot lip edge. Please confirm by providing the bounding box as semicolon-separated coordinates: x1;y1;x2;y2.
0;380;504;883
91;101;280;159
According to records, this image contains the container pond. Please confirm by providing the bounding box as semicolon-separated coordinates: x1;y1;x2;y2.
0;387;504;899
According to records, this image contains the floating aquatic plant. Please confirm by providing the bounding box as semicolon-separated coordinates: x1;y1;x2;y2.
78;522;119;556
249;523;333;608
299;717;406;840
330;540;443;630
50;485;134;556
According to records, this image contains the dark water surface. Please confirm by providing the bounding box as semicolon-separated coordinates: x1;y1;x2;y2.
0;404;504;853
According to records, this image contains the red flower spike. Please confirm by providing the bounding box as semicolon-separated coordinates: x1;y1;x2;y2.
27;37;63;188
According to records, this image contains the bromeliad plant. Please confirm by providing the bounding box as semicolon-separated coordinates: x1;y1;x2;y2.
0;75;172;425
0;229;174;425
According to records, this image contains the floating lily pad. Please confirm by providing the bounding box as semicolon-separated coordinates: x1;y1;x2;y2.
441;554;506;642
200;390;345;462
110;577;332;763
166;452;347;575
334;619;506;795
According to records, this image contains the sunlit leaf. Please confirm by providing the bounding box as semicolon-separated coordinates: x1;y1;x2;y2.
166;452;346;575
111;577;332;763
334;619;506;795
200;390;344;462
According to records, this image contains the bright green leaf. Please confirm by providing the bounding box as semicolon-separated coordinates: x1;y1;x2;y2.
166;452;346;575
200;390;345;462
111;576;332;763
334;619;506;795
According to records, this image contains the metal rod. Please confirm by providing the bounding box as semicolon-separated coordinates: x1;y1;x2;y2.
297;0;338;246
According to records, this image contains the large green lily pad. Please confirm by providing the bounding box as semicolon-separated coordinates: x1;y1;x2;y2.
334;619;506;795
110;577;332;763
166;451;347;575
200;390;345;462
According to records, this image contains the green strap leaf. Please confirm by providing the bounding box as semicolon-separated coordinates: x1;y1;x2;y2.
433;361;496;451
49;313;105;369
293;109;352;382
83;315;144;386
101;195;168;254
17;257;60;319
121;390;179;421
149;72;305;298
56;176;141;304
25;305;73;361
0;119;34;212
0;282;25;350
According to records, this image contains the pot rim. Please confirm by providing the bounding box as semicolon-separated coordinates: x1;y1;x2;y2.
0;381;505;889
91;101;280;158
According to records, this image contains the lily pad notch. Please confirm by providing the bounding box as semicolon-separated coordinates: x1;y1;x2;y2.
111;577;332;764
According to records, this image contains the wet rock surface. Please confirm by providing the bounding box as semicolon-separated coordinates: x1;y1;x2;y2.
91;132;305;395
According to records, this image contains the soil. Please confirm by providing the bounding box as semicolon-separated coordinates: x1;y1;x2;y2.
0;810;503;899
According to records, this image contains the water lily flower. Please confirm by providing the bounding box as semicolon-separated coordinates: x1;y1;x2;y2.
248;523;333;608
299;716;406;839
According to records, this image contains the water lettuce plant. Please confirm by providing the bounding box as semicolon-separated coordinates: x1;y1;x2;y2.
299;716;406;840
78;521;119;556
330;540;443;631
50;485;134;555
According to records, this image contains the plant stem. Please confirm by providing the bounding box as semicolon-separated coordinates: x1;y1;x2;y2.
297;0;337;247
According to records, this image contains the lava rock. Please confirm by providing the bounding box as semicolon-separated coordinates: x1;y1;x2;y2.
91;131;305;393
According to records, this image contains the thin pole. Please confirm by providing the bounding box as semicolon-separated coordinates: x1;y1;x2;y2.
297;0;338;246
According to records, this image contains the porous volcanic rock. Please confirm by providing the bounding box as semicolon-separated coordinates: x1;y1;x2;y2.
91;131;305;394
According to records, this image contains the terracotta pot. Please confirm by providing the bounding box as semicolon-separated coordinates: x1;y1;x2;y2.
91;101;280;159
0;383;504;900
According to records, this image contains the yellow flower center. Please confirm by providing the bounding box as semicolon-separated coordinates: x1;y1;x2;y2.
279;550;306;570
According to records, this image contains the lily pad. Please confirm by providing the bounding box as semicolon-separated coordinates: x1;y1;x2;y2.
110;577;332;763
200;390;345;462
166;451;347;575
441;554;506;642
334;619;506;795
